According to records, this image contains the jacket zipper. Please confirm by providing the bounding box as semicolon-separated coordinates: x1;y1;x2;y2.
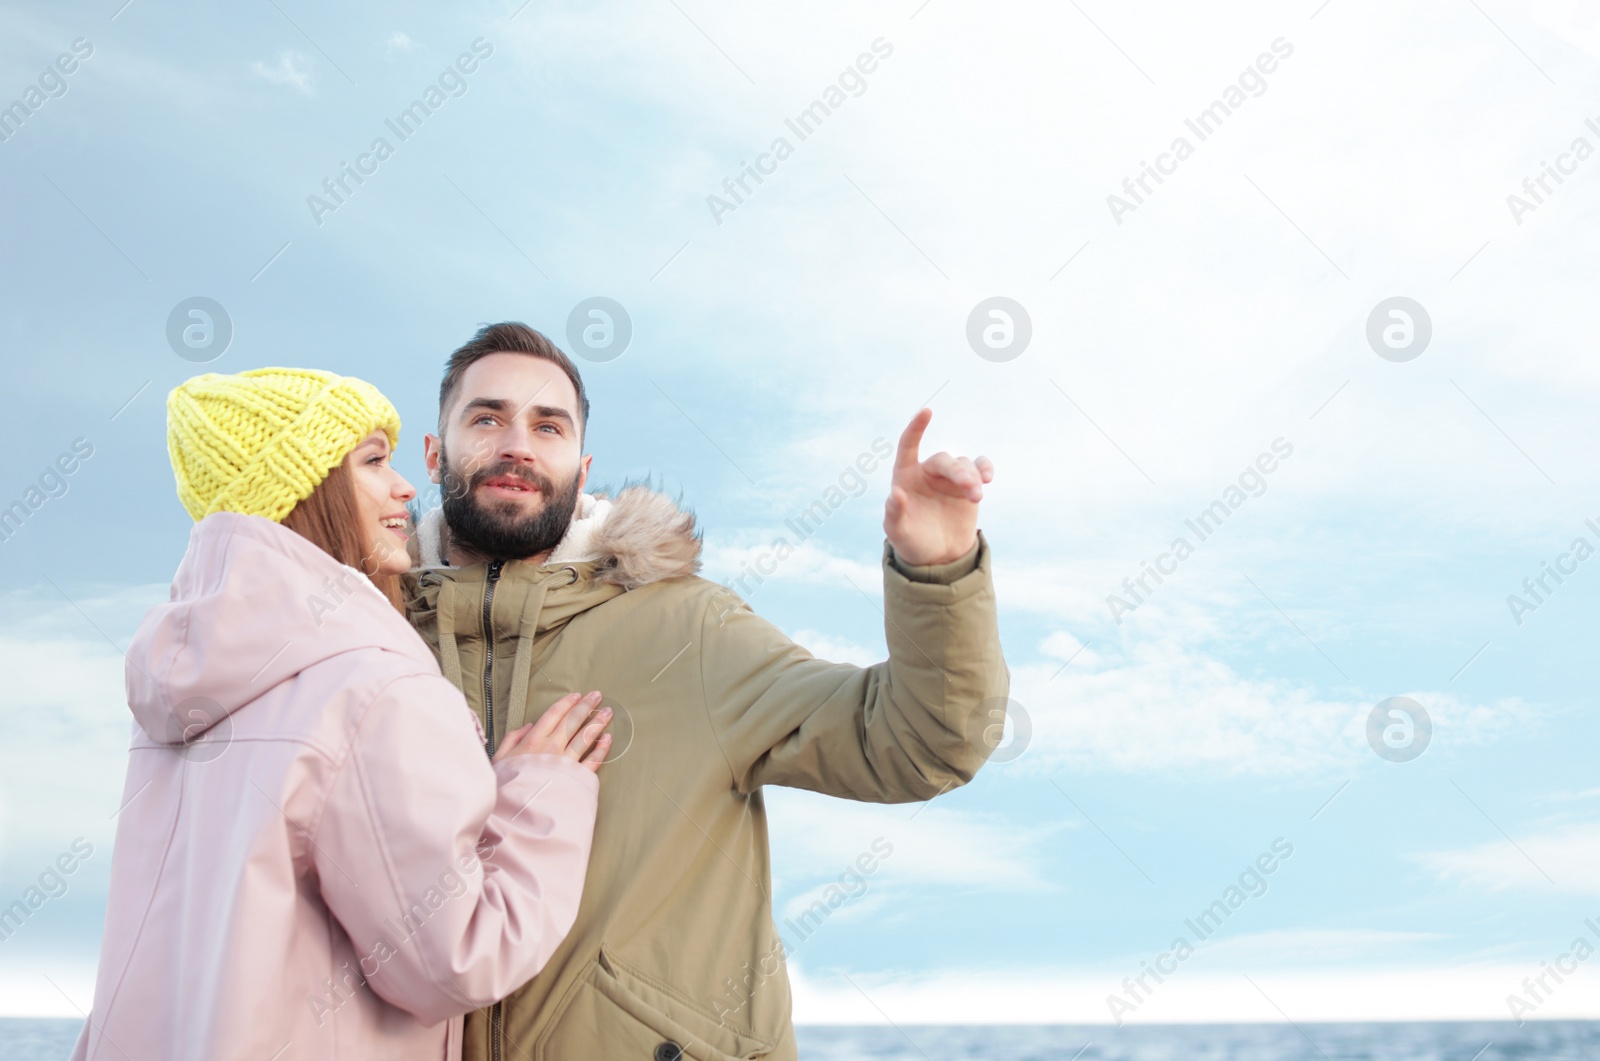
481;560;504;758
483;560;505;1061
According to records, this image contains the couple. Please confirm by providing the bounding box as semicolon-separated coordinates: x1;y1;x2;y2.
74;322;1009;1061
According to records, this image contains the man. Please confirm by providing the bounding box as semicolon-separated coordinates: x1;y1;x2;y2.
404;322;1008;1061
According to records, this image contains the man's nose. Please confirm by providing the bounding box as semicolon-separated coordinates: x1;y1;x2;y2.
498;423;538;464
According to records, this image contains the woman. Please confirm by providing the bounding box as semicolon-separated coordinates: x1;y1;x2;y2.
72;368;610;1060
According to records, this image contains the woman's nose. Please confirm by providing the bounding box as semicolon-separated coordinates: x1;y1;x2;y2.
393;473;417;503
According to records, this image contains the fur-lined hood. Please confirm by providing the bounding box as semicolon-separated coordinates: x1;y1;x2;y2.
410;484;702;590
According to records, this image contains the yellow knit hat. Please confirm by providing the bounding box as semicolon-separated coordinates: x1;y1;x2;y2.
167;368;401;522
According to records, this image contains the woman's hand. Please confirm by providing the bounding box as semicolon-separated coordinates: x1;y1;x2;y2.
493;690;612;773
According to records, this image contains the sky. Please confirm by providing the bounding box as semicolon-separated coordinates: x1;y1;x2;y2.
2;0;1599;1029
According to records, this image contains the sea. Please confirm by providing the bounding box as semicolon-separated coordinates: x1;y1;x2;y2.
3;1019;1595;1059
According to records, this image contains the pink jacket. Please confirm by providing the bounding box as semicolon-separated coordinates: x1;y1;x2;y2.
72;513;599;1061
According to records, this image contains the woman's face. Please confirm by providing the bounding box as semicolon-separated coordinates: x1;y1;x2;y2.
348;431;416;576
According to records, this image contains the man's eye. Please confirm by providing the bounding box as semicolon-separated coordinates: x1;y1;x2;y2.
474;416;497;426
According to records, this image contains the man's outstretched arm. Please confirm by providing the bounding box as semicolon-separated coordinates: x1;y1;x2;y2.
699;409;1009;802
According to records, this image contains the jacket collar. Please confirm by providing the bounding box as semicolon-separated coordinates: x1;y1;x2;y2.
410;482;702;590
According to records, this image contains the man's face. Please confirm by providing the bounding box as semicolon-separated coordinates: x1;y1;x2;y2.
425;352;591;561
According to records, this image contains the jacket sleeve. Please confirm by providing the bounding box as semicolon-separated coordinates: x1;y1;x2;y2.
700;530;1009;801
311;671;599;1026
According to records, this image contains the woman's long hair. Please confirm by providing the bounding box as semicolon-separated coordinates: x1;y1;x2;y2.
281;460;406;613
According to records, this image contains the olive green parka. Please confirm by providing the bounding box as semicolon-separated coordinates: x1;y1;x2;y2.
403;486;1008;1061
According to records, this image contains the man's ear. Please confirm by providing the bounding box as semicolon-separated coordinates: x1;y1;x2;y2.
424;433;443;484
578;453;592;493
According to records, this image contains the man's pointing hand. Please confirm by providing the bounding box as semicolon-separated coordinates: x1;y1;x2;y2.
883;408;994;567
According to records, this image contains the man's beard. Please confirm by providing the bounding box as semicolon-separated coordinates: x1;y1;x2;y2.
438;448;582;561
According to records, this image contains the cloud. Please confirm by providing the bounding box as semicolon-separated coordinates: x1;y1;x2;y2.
701;536;882;599
484;0;1600;551
779;880;893;929
0;586;164;861
786;628;880;667
385;31;416;55
1418;820;1600;898
1200;928;1452;965
250;50;314;95
1544;787;1600;803
766;788;1060;902
765;790;1062;953
1006;627;1533;776
703;534;1535;778
1529;0;1600;59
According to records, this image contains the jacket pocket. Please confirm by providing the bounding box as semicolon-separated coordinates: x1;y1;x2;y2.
536;945;777;1061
